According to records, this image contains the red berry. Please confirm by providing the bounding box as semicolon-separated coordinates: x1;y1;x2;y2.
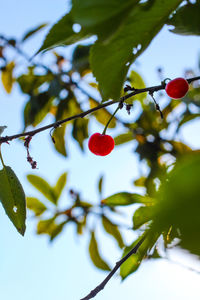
88;133;115;156
165;77;189;99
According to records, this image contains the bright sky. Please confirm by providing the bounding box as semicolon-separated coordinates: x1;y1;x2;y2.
0;1;200;300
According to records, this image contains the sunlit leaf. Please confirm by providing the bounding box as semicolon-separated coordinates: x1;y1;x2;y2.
102;216;124;248
102;192;154;206
120;230;159;279
53;172;67;201
27;174;57;204
50;221;67;241
89;98;116;128
114;132;133;146
89;231;111;271
126;70;146;103
133;206;154;229
0;166;26;235
1;61;15;93
26;197;47;216
37;217;56;234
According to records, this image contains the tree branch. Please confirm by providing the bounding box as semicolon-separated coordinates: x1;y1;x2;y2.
80;235;146;300
0;76;199;144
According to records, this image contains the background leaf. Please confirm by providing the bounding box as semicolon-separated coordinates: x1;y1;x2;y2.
89;231;111;271
102;192;154;206
26;197;47;216
102;216;124;248
1;61;15;93
27;174;56;204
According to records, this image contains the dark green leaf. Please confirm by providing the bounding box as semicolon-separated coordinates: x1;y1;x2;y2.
72;0;139;40
153;154;200;256
120;230;159;279
27;174;57;204
90;0;182;100
38;13;90;53
22;23;47;41
133;206;154;229
114;132;133;146
89;231;111;271
26;197;47;216
72;118;89;150
102;216;124;248
52;124;67;157
0;166;26;235
53;172;67;201
24;92;53;128
167;3;200;36
102;192;154;206
72;45;91;75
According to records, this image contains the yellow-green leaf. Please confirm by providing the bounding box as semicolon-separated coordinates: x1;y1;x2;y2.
26;197;47;216
27;174;57;204
102;192;154;206
89;231;111;271
126;70;146;104
102;216;124;248
89;98;116;128
53;172;67;201
1;61;15;93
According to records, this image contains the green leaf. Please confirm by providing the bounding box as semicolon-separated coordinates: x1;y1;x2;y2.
98;175;103;195
0;166;26;235
153;154;200;256
23;92;53;128
72;45;91;75
52;124;67;157
90;0;182;101
102;216;124;248
167;3;200;36
26;197;47;216
133;206;154;229
89;98;116;128
37;217;56;234
178;113;200;128
134;176;146;187
126;70;146;103
120;230;159;279
53;172;67;201
50;221;67;241
89;231;111;271
72;118;89;151
114;132;133;146
27;174;57;204
1;61;15;93
22;23;47;41
102;192;154;206
72;0;139;40
38;13;90;53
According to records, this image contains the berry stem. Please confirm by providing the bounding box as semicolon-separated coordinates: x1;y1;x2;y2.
102;106;120;135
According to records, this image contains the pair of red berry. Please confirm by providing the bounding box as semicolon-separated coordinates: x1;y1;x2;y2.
88;77;189;156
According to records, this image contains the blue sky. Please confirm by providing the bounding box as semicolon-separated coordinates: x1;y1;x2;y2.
0;1;200;300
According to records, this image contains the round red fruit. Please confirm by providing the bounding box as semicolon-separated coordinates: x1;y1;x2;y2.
88;133;115;156
165;77;189;99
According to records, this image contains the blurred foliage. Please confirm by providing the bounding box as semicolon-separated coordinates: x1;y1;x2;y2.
0;0;200;282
